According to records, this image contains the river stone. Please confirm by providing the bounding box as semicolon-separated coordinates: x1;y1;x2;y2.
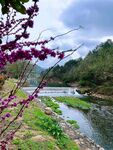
99;148;105;150
74;139;80;145
96;145;101;148
80;141;84;145
80;138;83;142
31;135;47;142
45;107;52;115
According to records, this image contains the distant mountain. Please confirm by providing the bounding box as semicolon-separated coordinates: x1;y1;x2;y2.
35;65;45;74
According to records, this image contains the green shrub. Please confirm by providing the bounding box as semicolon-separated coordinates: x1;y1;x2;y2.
96;86;113;96
39;117;63;139
41;97;62;115
67;120;79;129
39;117;79;150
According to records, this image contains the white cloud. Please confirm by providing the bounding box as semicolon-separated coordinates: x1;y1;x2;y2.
31;0;81;68
100;36;113;43
30;0;75;39
25;0;86;68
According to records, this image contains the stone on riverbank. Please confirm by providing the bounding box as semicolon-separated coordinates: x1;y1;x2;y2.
44;107;52;115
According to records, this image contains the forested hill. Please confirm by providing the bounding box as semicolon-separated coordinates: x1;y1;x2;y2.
47;39;113;96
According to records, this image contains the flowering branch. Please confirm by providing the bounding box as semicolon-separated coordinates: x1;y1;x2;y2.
0;0;82;149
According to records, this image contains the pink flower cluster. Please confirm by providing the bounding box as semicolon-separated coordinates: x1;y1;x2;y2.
0;1;64;69
0;46;64;68
0;0;66;147
0;96;16;112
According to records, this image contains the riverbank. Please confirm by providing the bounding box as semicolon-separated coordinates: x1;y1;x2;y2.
24;86;113;150
12;101;79;150
22;85;105;149
76;86;113;101
54;96;91;110
48;82;113;101
0;79;79;150
37;97;104;150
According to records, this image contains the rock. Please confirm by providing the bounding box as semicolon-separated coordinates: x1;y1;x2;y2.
99;148;105;150
96;145;101;148
54;146;61;150
45;107;52;115
74;139;80;145
91;146;96;150
31;135;47;142
15;132;24;138
80;138;83;142
80;141;84;145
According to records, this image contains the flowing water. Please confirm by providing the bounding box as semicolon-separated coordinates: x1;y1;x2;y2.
56;99;113;150
23;87;113;150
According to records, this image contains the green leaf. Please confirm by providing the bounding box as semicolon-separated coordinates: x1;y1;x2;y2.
17;4;26;14
20;0;29;3
0;0;5;6
2;6;9;14
10;1;26;14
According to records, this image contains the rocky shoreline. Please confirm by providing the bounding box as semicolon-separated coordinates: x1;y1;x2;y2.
37;98;104;150
76;88;113;101
90;93;113;101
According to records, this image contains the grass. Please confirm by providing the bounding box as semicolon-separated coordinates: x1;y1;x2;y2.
21;102;79;150
55;97;91;110
16;88;28;99
1;79;79;150
67;120;79;129
40;97;62;115
13;138;57;150
8;79;27;99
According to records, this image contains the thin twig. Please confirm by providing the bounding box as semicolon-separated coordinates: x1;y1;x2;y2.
32;44;83;95
10;61;30;97
48;26;81;42
0;104;25;136
35;28;52;42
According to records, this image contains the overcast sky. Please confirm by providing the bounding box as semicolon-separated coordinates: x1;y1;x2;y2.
29;0;113;68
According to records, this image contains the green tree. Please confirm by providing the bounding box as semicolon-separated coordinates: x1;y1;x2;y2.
0;0;31;14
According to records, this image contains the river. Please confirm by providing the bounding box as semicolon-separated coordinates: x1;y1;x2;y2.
55;98;113;150
23;87;113;150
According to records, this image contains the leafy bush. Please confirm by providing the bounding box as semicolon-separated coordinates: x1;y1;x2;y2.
41;97;62;115
39;117;63;139
67;120;79;129
39;117;79;150
96;86;113;96
79;80;91;86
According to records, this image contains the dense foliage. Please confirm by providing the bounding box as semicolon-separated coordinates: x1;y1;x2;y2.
0;0;32;14
5;61;35;79
48;40;113;95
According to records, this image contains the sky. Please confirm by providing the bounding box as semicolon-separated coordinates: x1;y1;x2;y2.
29;0;113;68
